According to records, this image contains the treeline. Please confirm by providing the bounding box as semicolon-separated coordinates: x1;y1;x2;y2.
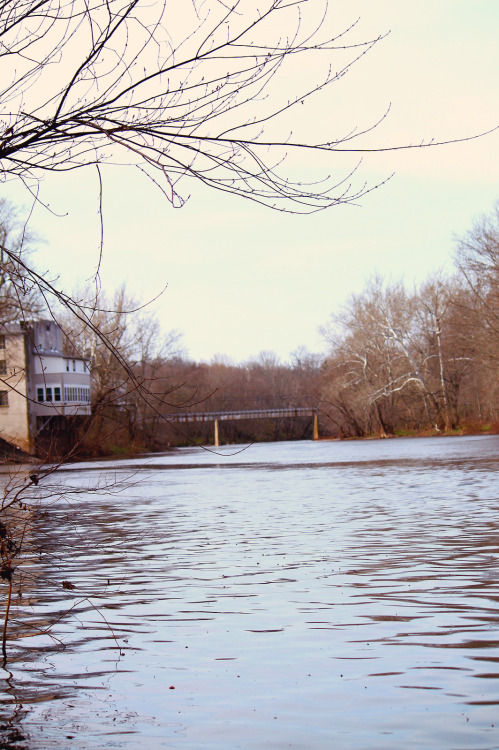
64;203;499;453
321;205;499;437
154;349;323;447
56;286;322;453
72;326;323;453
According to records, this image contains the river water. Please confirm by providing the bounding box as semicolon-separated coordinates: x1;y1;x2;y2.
1;435;499;749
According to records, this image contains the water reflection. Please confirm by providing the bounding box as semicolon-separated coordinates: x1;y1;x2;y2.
1;435;499;748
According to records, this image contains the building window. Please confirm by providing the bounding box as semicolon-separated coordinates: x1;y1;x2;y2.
0;391;8;406
66;360;70;372
64;386;91;403
46;387;52;402
37;388;44;402
0;336;5;350
72;360;76;372
54;387;61;402
0;360;6;375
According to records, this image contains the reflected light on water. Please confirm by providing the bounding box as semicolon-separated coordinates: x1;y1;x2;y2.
1;435;499;748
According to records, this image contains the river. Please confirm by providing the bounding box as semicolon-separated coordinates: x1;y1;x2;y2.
1;435;499;749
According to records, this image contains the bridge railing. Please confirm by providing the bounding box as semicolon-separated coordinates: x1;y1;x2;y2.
167;407;316;423
166;407;319;444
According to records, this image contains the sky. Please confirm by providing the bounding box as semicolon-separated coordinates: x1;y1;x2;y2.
3;0;499;364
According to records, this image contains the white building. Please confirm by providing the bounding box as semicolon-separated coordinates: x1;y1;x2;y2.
0;319;91;454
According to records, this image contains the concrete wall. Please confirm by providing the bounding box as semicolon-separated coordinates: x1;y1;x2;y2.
32;319;63;353
0;331;31;453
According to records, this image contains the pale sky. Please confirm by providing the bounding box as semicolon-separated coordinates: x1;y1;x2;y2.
3;1;499;363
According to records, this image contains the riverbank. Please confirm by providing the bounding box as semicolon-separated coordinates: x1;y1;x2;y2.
18;417;499;463
318;420;499;442
393;419;499;438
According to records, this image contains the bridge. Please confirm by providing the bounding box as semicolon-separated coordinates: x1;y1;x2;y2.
168;407;319;446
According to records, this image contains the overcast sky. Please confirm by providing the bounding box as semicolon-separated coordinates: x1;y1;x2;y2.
4;0;499;363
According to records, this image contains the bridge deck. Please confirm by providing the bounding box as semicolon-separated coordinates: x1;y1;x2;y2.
168;407;316;423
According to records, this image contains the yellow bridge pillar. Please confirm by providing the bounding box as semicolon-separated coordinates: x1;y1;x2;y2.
214;418;219;447
313;412;319;441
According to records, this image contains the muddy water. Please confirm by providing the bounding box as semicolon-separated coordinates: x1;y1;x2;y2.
1;435;499;748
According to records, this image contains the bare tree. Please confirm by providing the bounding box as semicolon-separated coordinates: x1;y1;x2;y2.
0;200;43;322
321;276;457;435
415;277;468;430
0;0;489;215
453;205;499;420
57;283;185;452
455;204;499;349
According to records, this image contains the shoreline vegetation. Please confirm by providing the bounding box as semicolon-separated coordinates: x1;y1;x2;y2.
332;420;499;441
76;420;499;460
3;422;497;471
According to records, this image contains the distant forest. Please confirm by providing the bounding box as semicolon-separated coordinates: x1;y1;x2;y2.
57;203;498;455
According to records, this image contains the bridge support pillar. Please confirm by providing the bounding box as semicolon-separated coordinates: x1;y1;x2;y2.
214;418;219;447
313;413;319;441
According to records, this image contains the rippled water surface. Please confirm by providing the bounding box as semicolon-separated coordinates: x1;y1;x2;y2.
2;435;499;748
